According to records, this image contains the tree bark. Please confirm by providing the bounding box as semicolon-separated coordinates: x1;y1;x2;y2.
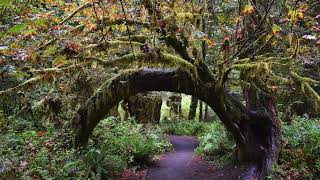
125;93;162;124
199;101;203;121
188;96;198;120
204;104;209;120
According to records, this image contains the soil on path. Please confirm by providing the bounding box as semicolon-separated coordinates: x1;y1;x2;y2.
145;135;244;180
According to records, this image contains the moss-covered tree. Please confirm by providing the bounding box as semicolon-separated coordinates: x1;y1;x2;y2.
1;0;319;179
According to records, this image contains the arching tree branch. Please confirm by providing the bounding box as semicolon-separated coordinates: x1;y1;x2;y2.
72;67;208;146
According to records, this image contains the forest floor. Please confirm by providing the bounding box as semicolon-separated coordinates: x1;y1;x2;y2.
119;135;245;180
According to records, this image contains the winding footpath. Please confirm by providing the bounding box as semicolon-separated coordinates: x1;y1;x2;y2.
145;135;244;180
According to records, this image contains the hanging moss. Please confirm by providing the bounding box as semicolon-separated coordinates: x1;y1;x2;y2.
95;51;199;81
164;13;201;27
291;71;320;111
116;35;149;43
85;40;142;50
0;76;42;96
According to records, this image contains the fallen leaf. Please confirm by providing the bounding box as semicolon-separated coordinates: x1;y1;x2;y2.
37;131;46;137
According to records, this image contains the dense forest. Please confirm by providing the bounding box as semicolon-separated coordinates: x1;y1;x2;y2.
0;0;319;179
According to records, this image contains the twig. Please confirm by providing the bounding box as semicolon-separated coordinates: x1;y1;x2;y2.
224;0;275;64
120;0;135;57
249;35;273;59
36;2;93;51
59;2;93;26
233;30;269;61
93;2;108;43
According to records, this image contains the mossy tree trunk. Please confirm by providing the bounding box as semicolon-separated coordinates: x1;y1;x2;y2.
167;94;182;117
204;104;209;120
125;93;162;124
199;101;203;121
188;96;198;120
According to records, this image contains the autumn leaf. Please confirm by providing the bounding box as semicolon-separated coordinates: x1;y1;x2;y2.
271;86;278;93
297;10;304;20
36;131;46;137
272;24;282;35
234;16;241;23
288;9;304;24
243;4;254;16
316;40;320;47
0;58;5;65
53;55;67;67
63;42;82;54
59;84;66;91
202;35;216;48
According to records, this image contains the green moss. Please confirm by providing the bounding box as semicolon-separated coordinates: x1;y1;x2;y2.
95;51;199;81
116;35;149;43
291;72;320;111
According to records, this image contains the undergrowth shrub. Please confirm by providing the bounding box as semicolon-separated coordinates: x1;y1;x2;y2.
195;122;235;166
0;116;171;179
273;115;320;179
161;120;209;137
90;117;171;172
161;120;235;166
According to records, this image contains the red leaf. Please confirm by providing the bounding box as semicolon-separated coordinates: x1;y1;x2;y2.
37;131;46;137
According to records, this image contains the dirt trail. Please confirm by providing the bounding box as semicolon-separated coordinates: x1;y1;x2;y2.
145;135;244;180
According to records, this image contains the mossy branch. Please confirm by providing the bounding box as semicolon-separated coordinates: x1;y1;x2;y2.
0;76;43;96
291;71;320;110
95;51;199;80
103;18;151;28
59;2;93;25
0;63;89;96
291;71;319;85
85;40;143;50
116;35;149;43
73;67;203;146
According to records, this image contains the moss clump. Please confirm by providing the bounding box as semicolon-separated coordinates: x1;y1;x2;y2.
291;71;320;111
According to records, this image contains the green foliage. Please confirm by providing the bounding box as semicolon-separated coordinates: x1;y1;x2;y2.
0;116;171;179
195;122;235;166
273;115;320;179
161;120;210;137
91;117;171;171
161;120;235;166
8;24;26;34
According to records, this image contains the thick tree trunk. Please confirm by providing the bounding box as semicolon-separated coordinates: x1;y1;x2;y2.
188;96;198;120
167;94;182;118
73;67;280;179
125;93;162;124
241;88;281;177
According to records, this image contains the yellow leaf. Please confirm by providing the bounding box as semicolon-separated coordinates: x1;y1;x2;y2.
202;36;216;48
234;16;241;23
243;4;254;15
53;55;66;67
272;24;281;35
297;10;304;20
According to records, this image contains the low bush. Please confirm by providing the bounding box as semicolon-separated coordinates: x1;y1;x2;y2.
195;122;235;166
0;116;171;179
161;120;210;137
161;120;235;166
90;117;171;171
273;115;320;179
